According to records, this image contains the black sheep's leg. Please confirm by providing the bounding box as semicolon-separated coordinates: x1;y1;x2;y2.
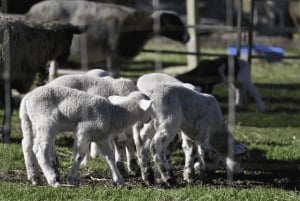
106;53;119;78
1;87;12;143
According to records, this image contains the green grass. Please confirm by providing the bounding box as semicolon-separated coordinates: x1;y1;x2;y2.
1;45;300;200
0;183;299;201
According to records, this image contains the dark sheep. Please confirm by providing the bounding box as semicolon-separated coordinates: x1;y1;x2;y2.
175;56;266;112
25;0;190;76
0;15;84;142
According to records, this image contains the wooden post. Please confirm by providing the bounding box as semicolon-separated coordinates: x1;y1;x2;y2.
236;0;243;58
248;0;255;66
186;0;199;69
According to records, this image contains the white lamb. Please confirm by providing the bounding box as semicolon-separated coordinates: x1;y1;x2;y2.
20;85;152;187
47;71;140;175
137;81;248;186
135;73;218;184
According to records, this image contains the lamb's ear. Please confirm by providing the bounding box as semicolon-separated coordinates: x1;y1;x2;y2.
108;95;126;105
138;99;152;111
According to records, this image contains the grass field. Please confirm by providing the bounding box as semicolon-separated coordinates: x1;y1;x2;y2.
1;42;300;200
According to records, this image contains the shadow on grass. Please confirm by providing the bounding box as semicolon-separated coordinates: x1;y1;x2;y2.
175;148;300;191
2;136;300;191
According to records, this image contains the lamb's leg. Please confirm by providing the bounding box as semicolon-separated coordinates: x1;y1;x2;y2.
67;133;90;186
151;122;179;186
33;130;60;187
20;112;41;185
113;133;127;175
98;142;125;187
125;129;140;176
80;142;100;166
80;144;90;166
181;132;197;183
21;131;40;185
133;121;155;186
49;141;60;178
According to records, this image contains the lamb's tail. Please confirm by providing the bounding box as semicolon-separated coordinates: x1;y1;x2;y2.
19;96;39;184
19;96;33;141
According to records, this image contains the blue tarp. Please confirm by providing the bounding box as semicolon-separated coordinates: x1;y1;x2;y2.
228;44;285;63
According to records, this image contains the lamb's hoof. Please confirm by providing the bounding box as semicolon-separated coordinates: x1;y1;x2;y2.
30;176;41;186
183;176;194;185
183;168;195;184
112;179;125;188
50;182;61;188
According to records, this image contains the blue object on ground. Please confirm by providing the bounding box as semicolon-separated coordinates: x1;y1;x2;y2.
227;44;285;63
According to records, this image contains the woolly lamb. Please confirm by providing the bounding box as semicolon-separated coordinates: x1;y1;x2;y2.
0;15;83;142
136;73;216;182
137;83;248;186
176;56;266;112
20;85;152;187
48;71;140;175
26;0;190;76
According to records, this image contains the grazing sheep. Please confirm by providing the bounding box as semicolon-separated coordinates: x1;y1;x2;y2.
137;82;248;186
175;56;266;112
0;15;84;142
20;85;152;187
26;0;190;76
47;71;140;175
